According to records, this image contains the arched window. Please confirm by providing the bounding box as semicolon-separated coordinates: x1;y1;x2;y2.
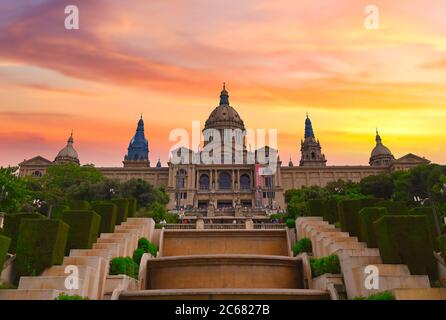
32;171;42;177
218;172;231;190
240;174;251;190
199;174;210;190
311;152;316;159
176;169;187;189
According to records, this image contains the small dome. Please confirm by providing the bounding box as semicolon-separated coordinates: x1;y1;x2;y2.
371;144;392;157
204;83;245;131
370;131;392;157
369;130;394;167
54;132;79;164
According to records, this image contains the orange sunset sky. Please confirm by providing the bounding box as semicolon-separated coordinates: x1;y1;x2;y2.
0;0;445;167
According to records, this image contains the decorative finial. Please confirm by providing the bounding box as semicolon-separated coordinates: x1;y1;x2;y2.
219;82;229;105
306;112;309;118
140;113;143;119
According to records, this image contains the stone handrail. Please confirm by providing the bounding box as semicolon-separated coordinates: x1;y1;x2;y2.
253;223;286;230
204;224;245;230
164;224;196;230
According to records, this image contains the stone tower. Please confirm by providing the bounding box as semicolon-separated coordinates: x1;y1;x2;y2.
124;115;150;167
54;132;80;165
369;129;394;167
299;115;327;167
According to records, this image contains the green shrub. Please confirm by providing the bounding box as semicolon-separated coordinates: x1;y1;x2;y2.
359;207;388;247
138;237;157;257
293;237;312;256
307;199;325;218
375;200;407;215
374;215;436;278
111;199;129;225
338;199;379;238
310;254;340;277
16;219;69;276
3;213;46;253
91;203;117;234
109;257;138;279
127;198;137;218
338;200;363;237
0;282;16;289
325;199;339;224
50;205;69;220
307;199;339;224
56;293;89;300
286;219;295;228
0;235;11;271
68;200;90;211
353;291;395;300
62;210;101;253
132;248;145;265
409;207;438;249
439;235;446;261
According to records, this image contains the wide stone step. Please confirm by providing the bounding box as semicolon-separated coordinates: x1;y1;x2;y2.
356;275;430;298
0;289;61;300
18;276;87;297
162;229;289;257
393;288;446;300
145;254;305;290
93;242;122;257
353;264;411;277
118;288;330;300
70;249;112;260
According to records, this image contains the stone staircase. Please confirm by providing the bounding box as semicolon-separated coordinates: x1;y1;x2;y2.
296;217;443;300
0;218;154;300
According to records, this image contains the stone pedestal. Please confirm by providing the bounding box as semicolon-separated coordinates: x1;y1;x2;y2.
196;219;204;230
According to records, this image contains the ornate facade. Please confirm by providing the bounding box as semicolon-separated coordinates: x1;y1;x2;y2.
18;85;430;210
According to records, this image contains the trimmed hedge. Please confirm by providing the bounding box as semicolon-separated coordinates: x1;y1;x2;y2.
439;235;446;261
109;257;138;279
409;207;438;249
293;237;312;256
310;254;341;277
307;199;339;224
307;199;325;218
133;248;145;265
68;200;90;211
15;219;69;276
3;213;46;253
111;199;129;225
354;291;395;300
91;203;117;234
359;207;388;248
325;199;339;224
50;205;69;220
374;215;436;278
338;198;379;238
127;199;137;218
375;200;407;215
0;235;11;271
138;238;158;257
62;210;101;253
56;293;89;300
286;219;295;228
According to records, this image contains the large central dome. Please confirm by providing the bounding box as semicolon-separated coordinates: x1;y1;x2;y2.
204;84;245;131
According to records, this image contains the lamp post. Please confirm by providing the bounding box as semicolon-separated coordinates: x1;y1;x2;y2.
0;185;8;211
414;195;441;237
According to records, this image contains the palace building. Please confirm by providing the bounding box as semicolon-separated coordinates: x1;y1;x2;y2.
18;85;430;211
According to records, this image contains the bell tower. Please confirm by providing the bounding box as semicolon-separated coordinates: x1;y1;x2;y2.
299;114;327;167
